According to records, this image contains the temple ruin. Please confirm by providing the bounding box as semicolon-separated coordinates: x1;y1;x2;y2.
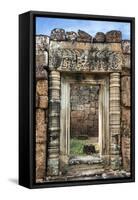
35;29;131;182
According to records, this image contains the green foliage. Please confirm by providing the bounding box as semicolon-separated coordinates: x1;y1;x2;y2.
70;138;100;156
70;138;86;155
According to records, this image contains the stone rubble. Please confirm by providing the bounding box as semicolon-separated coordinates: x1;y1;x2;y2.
77;29;92;42
66;31;77;41
93;32;105;43
50;28;66;41
106;30;122;43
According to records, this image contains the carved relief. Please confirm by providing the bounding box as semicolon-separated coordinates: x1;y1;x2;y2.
49;48;123;72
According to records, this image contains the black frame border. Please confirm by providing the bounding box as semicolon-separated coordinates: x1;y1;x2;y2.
19;10;135;189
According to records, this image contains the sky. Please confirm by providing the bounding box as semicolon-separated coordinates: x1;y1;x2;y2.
35;17;130;40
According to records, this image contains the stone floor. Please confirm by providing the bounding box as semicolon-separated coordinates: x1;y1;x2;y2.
36;169;131;183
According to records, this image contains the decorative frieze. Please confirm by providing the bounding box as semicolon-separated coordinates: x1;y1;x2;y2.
49;48;123;72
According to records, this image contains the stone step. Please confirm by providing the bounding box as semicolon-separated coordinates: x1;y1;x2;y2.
69;155;103;165
67;168;105;177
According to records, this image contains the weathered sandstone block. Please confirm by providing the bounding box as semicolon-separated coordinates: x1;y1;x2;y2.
122;40;130;54
122;136;130;171
93;32;105;42
50;28;66;41
36;51;48;67
36;109;46;142
121;76;130;107
66;31;77;41
39;96;48;109
36;143;46;180
36;35;49;51
36;80;48;96
106;30;122;43
77;30;92;42
36;108;47;180
36;94;39;107
122;108;131;127
36;65;48;80
123;54;130;69
71;111;84;118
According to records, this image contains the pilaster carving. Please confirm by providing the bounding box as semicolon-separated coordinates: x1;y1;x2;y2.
109;73;121;169
47;71;60;176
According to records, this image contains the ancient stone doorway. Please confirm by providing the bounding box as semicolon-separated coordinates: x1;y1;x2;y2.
46;40;123;177
60;73;109;173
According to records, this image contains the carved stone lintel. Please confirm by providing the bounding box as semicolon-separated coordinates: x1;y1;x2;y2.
49;48;123;72
47;71;60;176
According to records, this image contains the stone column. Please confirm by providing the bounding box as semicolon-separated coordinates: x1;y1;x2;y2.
109;73;121;169
47;71;60;176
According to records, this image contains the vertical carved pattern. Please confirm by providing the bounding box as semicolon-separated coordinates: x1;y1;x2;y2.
110;73;121;169
47;71;60;176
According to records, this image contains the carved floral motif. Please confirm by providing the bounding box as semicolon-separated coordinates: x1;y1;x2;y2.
49;47;123;72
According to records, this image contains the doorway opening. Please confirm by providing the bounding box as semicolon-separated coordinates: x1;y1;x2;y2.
70;84;100;156
60;73;109;173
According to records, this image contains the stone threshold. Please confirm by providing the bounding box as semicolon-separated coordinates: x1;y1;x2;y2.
69;155;103;165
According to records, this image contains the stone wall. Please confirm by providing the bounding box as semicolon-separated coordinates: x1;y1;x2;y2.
35;36;49;182
70;84;99;138
36;35;49;67
121;40;131;171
